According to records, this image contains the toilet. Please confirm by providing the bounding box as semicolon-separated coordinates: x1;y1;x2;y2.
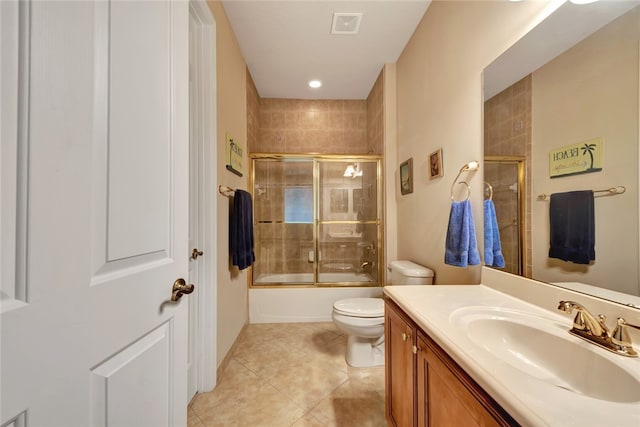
332;260;434;367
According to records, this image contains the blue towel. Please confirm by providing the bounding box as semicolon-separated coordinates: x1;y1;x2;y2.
549;190;595;265
445;199;481;267
230;189;255;270
483;199;505;268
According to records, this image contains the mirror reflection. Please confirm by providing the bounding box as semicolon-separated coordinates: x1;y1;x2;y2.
483;1;640;303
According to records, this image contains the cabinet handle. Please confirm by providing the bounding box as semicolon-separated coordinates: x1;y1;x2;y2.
401;332;411;341
412;345;419;354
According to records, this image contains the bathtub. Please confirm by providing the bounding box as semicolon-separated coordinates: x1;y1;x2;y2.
253;272;374;284
250;272;383;323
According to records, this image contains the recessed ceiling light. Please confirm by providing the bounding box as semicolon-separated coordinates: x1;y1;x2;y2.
308;80;322;88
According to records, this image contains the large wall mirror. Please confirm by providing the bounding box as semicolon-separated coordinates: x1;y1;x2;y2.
483;0;640;307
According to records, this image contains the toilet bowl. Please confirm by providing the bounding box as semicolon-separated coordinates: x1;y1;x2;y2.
332;298;385;367
332;260;434;368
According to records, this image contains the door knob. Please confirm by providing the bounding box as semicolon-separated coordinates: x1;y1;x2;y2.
171;278;194;301
191;248;204;260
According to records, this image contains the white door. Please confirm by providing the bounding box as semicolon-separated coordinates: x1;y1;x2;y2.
1;1;190;426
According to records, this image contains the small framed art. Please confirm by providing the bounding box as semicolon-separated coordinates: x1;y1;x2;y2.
429;148;443;179
400;158;413;195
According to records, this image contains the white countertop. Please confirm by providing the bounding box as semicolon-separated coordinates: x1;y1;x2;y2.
383;284;640;427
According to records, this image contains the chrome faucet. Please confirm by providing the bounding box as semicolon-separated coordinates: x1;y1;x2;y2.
557;301;639;357
360;261;372;269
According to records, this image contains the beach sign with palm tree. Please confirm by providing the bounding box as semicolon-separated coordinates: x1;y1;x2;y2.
549;138;602;178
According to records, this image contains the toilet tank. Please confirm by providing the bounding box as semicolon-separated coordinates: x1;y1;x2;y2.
388;260;434;285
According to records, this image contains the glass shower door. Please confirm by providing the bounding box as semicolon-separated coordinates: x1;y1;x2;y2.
484;159;524;275
252;158;315;285
317;160;379;285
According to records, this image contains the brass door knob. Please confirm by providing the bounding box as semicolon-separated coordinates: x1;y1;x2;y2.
191;248;204;260
171;278;195;301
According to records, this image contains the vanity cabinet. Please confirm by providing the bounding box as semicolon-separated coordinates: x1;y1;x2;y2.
385;298;518;427
385;297;417;426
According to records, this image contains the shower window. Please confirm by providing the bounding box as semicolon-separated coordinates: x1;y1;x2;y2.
251;155;382;287
284;187;313;223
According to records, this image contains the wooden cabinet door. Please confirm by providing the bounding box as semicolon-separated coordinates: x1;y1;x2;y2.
416;334;429;427
385;300;416;427
418;333;503;427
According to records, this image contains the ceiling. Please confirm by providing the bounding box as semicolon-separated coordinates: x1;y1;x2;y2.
221;1;432;100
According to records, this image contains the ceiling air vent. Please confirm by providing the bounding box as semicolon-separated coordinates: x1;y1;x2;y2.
331;12;363;35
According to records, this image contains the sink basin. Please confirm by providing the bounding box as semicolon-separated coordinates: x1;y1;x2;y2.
450;307;640;403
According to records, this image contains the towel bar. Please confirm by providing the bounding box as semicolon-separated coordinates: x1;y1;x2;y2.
537;186;625;200
450;161;479;202
484;182;493;201
451;182;471;202
218;185;236;196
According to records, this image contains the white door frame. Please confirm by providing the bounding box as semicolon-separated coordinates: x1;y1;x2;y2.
189;0;217;394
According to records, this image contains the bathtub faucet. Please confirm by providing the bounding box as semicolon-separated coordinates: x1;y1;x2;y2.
360;261;373;270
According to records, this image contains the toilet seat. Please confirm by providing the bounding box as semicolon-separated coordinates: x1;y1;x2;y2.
333;298;384;318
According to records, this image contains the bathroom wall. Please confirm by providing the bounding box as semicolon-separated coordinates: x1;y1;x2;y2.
367;71;384;155
206;1;250;369
484;75;533;277
253;99;369;154
383;64;398;274
395;1;550;284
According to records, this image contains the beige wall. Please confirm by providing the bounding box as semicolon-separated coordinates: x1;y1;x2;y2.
383;63;398;276
367;70;384;155
531;8;639;295
206;1;249;368
395;1;549;284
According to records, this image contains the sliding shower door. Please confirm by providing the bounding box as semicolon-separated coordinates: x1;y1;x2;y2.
252;158;315;284
251;155;381;287
484;157;525;275
317;160;379;285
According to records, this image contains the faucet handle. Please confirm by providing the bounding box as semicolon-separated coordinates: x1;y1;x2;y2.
611;318;640;357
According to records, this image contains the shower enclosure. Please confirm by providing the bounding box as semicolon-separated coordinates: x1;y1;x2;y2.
484;157;525;275
251;155;382;287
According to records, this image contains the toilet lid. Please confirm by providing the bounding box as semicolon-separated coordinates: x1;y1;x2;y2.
333;298;384;318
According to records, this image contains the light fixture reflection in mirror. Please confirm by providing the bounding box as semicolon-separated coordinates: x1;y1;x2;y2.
482;0;640;306
343;163;363;178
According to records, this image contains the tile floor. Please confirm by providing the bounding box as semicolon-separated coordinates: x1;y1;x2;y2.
188;322;386;427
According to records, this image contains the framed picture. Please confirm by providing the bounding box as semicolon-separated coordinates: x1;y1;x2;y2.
400;158;413;195
429;148;443;179
225;133;243;177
